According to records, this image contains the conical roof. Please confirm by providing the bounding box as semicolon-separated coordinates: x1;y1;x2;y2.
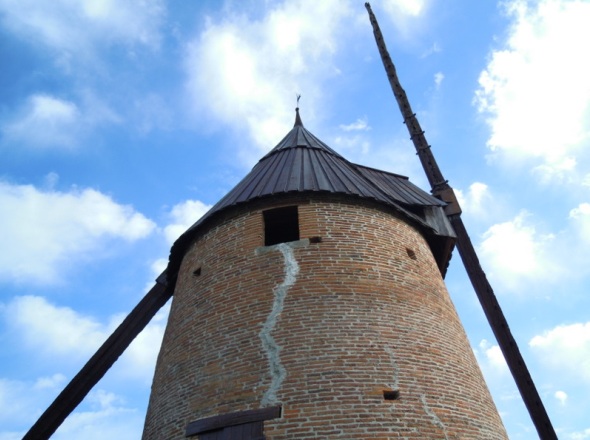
166;110;455;286
187;109;446;231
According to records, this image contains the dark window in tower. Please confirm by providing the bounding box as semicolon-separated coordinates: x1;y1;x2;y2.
263;206;299;246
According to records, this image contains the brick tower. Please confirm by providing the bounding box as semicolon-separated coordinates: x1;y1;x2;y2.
142;109;508;439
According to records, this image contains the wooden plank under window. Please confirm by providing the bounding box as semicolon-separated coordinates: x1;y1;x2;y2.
186;406;281;439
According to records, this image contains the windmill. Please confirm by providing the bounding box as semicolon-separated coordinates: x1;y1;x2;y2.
23;4;556;440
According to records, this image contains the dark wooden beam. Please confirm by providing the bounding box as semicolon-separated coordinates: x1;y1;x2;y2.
449;215;556;439
186;406;282;437
365;3;557;439
23;274;172;440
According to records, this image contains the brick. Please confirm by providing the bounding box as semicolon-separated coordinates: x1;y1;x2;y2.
142;194;507;439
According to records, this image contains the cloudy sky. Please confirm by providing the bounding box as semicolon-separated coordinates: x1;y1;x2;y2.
1;0;589;438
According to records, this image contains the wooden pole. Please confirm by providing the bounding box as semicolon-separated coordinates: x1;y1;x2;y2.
365;3;557;439
23;275;171;440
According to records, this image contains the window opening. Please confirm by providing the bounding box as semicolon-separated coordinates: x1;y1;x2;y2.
263;206;299;246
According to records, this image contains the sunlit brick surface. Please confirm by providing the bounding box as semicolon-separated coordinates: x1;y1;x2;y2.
142;195;507;439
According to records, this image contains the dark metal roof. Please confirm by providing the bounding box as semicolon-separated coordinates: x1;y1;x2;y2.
354;164;446;207
186;110;445;235
168;109;455;286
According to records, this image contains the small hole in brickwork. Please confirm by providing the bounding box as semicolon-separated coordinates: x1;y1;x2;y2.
383;390;400;401
309;236;322;243
193;267;201;277
406;248;417;260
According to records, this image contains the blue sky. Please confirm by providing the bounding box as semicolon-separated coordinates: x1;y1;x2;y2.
1;0;589;438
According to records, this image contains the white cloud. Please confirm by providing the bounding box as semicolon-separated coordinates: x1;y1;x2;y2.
1;93;120;149
183;0;436;165
0;0;165;57
0;181;155;283
434;71;444;88
455;182;491;217
381;0;428;26
163;199;212;245
0;379;144;440
529;321;590;382
2;95;80;148
532;156;577;185
421;42;441;58
51;389;143;440
555;390;568;406
479;211;557;289
339;117;371;132
569;202;590;243
116;302;169;384
383;0;427;17
474;203;590;291
0;375;62;427
570;429;590;440
184;0;352;162
44;172;60;189
34;373;67;390
379;0;431;40
333;135;371;157
150;258;168;280
0;430;21;440
478;339;509;373
474;0;590;179
145;199;211;292
4;296;112;357
3;295;166;383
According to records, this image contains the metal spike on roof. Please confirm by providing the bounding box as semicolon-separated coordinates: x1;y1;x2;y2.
294;107;303;126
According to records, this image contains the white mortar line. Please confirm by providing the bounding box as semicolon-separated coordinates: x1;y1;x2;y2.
384;345;400;391
420;394;450;440
259;243;300;407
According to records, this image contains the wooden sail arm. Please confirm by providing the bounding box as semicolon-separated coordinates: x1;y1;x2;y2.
23;274;172;440
365;2;448;196
449;215;556;439
365;3;556;439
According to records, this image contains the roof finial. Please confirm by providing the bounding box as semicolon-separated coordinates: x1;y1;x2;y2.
294;93;303;127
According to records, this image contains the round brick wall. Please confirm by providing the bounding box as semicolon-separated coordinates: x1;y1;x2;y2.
143;194;507;439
